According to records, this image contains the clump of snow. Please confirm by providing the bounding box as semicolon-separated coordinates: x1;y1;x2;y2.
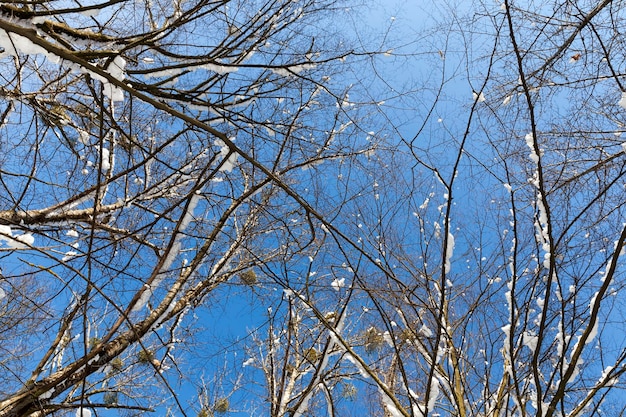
444;232;455;273
100;148;112;171
419;324;433;337
433;221;441;238
202;62;239;74
0;30;61;64
619;92;626;110
221;152;239;172
380;389;404;417
0;225;12;245
86;56;126;102
473;91;486;102
598;365;618;386
0;27;127;103
522;331;538;352
179;194;200;231
66;229;79;238
427;376;441;413
568;355;583;382
271;63;316;77
331;277;345;291
7;233;35;249
143;68;183;79
214;139;239;173
383;331;394;347
77;129;90;145
525;132;539;163
39;388;54;399
586;315;599;345
62;251;78;262
0;287;5;301
76;409;92;417
107;56;126;82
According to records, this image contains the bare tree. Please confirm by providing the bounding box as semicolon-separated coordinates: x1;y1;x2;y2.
229;0;626;416
277;0;626;416
2;0;626;416
0;0;388;415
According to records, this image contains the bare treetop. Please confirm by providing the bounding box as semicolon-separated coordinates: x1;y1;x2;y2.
1;0;626;416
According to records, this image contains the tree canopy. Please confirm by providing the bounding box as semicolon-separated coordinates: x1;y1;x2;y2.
1;0;626;416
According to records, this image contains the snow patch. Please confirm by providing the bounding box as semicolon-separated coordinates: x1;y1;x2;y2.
62;251;78;262
444;232;455;273
7;233;35;249
380;389;404;417
598;365;619;387
525;132;539;163
344;353;370;379
76;409;92;417
0;225;12;244
39;388;54;399
522;331;538;352
271;63;316;77
331;277;345;291
214;139;239;173
100;148;112;171
419;324;433;338
202;62;239;74
619;92;626;110
473;91;486;102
